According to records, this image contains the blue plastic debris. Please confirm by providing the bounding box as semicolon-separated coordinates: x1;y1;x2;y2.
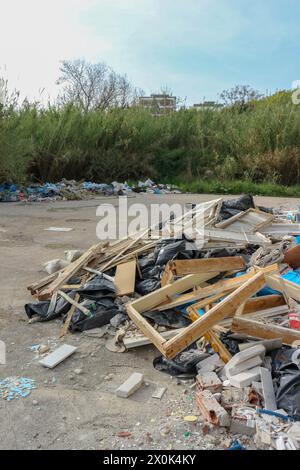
256;409;290;422
228;440;246;451
0;377;37;401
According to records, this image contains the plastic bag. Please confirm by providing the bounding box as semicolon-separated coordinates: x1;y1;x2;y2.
77;276;116;301
155;240;197;266
219;195;255;221
153;348;208;377
143;310;192;329
25;291;77;321
69;299;119;332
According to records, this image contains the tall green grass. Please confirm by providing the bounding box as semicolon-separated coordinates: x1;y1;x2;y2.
1;91;300;192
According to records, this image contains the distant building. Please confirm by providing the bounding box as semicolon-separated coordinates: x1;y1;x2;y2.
192;101;224;111
139;94;177;115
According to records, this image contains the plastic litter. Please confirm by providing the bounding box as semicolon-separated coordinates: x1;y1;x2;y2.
0;377;37;401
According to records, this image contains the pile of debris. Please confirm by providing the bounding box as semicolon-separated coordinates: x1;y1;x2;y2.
0;179;181;203
25;194;300;450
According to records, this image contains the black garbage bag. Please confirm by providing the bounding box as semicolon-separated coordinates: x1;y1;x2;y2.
219;195;255;221
153;348;208;377
139;255;156;278
143;310;192;329
154;239;197;267
219;331;241;355
25;290;77;321
136;277;161;295
276;368;300;420
270;348;300;420
76;275;116;301
69;299;119;332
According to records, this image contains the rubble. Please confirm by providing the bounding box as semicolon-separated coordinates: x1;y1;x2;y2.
24;194;300;449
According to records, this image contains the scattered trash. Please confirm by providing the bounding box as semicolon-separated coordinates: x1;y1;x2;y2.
0;179;182;203
0;377;36;401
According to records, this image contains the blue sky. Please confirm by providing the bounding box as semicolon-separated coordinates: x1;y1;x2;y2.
0;0;299;104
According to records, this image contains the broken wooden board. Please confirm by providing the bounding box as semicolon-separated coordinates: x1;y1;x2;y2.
265;274;300;302
232;316;300;346
161;256;245;287
114;260;137;296
164;257;246;276
130;272;220;314
205;228;271;246
215;208;274;233
163;271;267;359
157;264;279;312
127;270;268;359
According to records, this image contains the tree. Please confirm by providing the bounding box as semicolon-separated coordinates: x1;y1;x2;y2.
219;84;263;111
57;59;141;111
0;78;20;113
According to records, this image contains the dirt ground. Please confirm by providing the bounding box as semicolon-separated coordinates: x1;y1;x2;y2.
1;193;299;450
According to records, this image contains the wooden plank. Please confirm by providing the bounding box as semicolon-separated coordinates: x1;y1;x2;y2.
156;265;279;312
205;228;271;246
216;209;274;233
115;260;137;296
58;290;90;316
232;317;300;346
204;329;232;364
130;272;219;313
59;293;80;339
163;272;266;359
126;304;167;355
166;257;246;276
242;295;286;314
265;274;300;302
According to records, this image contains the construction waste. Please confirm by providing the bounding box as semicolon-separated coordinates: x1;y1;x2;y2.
25;194;300;450
0;179;181;203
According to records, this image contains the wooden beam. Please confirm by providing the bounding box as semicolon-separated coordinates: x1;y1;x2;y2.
165;257;246;276
265;274;300;302
163;271;266;359
126;304;167;355
232;316;300;346
156;264;278;312
130;272;219;313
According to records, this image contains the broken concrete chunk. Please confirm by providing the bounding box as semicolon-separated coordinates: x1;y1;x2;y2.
224;344;266;373
196;353;225;373
196;389;230;428
39;344;77;369
152;386;167;400
260;367;277;411
225;355;263;379
115;373;144;398
197;371;222;393
229;367;261;388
